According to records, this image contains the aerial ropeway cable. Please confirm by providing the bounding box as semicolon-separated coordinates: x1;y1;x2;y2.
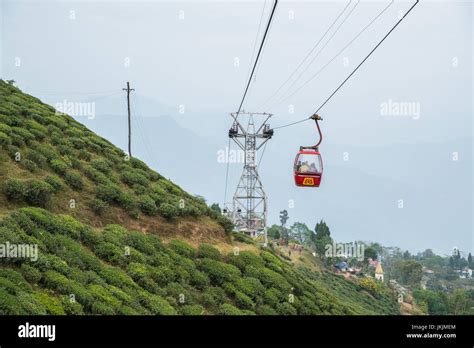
236;0;278;116
224;0;279;205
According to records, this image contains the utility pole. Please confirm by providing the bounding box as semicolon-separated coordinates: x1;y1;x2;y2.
122;81;135;158
226;112;273;237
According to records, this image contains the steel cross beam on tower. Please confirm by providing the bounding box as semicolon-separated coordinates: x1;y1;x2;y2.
226;112;273;237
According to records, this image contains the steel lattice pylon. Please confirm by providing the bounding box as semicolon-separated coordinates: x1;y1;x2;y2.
226;112;273;237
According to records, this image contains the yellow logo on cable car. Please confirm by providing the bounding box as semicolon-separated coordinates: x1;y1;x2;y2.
302;178;315;186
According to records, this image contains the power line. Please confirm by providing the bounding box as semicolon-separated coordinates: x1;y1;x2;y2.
258;0;354;110
223;136;231;204
29;89;120;96
272;0;419;130
236;0;278;115
269;0;361;109
271;0;394;109
313;0;418;115
257;140;268;168
246;0;268;83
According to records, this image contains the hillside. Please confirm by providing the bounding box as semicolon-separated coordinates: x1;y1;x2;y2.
0;80;399;315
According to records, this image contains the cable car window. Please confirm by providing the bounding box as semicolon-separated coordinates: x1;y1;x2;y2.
296;154;321;174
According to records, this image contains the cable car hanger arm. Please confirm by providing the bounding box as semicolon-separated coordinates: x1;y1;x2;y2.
300;114;323;150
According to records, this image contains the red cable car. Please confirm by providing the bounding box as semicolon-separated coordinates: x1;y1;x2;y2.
294;114;324;187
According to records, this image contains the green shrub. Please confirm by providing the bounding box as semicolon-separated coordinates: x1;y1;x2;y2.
21;159;38;172
122;171;149;187
138;195;157;216
218;303;244;315
159;203;179;220
150;265;176;286
102;224;128;245
61;296;84;315
64;171;84;191
234;290;255;310
169;239;195;258
232;232;255;244
197;244;221;260
96;182;121;203
11;127;35;144
235;277;265;300
276;302;297;315
23;180;53;207
50;159;68;175
0;123;12;134
217;215;234;234
44;175;63;192
17;292;48;315
20;263;42;284
89;198;108;216
263;288;281;307
36;144;58;161
32;291;65;315
228;251;265;271
91;159;112;174
179;304;204;315
246;266;291;292
94;242;125;265
141;293;177;315
198;258;241;285
91;301;115;315
4;178;25;201
89;284;121;310
26;149;47;168
189;269;210;290
0;131;11;146
0;268;32;292
118;192;136;211
256;304;278;315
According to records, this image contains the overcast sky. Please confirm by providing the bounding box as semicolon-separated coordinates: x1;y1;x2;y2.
1;0;472;255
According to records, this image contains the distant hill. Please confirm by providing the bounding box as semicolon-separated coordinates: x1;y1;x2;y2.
0;80;399;315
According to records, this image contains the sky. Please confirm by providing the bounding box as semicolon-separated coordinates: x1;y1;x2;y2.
1;0;472;255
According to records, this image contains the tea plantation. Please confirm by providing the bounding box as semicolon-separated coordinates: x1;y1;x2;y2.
0;208;399;315
0;80;399;315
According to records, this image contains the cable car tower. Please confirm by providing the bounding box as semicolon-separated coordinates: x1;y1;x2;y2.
227;111;273;237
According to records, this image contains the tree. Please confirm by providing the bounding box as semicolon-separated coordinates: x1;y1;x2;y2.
267;224;282;240
364;247;378;262
278;210;289;244
448;289;472;315
468;253;472;266
310;220;332;258
393;260;423;287
449;256;454;269
279;210;289;228
210;203;221;215
289;222;312;244
403;250;411;259
421;249;435;259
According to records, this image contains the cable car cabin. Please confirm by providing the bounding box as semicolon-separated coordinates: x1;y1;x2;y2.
294;149;323;187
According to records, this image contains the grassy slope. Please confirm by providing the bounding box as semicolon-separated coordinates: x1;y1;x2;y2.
0;80;399;315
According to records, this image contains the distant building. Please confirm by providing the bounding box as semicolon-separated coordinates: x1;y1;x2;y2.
335;261;349;272
456;268;472;279
368;258;379;268
375;262;384;281
422;266;434;275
